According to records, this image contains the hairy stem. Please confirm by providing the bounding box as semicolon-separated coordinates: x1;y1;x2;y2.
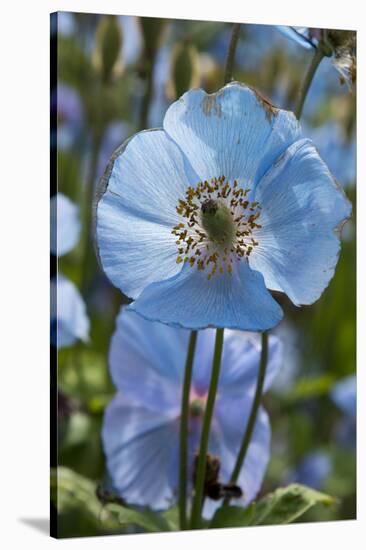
179;330;198;530
224;23;241;85
190;328;224;529
294;48;324;119
223;331;269;506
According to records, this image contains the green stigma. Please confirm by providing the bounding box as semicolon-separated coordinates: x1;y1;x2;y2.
190;398;205;417
201;199;235;247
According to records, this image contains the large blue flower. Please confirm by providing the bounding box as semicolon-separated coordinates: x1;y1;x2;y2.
96;83;351;331
102;309;283;516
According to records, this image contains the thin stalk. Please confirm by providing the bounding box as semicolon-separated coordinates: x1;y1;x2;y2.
223;331;269;506
80;132;102;294
179;330;198;530
224;23;241;85
294;48;324;119
190;328;225;529
139;59;154;130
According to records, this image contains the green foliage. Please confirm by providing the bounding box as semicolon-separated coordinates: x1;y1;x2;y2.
52;467;178;535
210;484;335;529
58;347;113;411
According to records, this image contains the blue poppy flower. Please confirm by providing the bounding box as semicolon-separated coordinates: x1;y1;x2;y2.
102;309;282;515
277;27;322;50
331;375;356;419
50;275;90;348
277;27;356;88
96;83;351;331
50;193;81;256
287;451;332;490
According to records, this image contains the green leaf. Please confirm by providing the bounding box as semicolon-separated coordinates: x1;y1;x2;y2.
161;506;179;531
105;503;171;533
209;484;335;529
252;484;336;525
51;467;173;533
210;503;255;529
285;375;336;401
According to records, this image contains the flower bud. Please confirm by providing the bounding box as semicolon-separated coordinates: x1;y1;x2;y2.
140;17;167;60
167;41;200;100
94;15;123;83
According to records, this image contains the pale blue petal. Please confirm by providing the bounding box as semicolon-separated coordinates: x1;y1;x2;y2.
249;139;352;305
109;309;187;411
164;82;300;188
331;375;356;419
50;275;89;348
215;396;271;506
50;193;80;256
277;26;316;50
128;260;283;331
192;330;282;396
102;393;179;510
96;129;198;299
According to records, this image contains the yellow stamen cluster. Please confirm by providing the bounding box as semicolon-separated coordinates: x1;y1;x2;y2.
171;176;262;279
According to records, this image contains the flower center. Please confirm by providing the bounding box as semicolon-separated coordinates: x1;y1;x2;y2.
189;397;206;418
172;176;262;279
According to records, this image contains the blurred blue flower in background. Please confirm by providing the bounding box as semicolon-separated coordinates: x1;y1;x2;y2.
118;16;143;67
55;83;84;151
148;45;171;128
331;375;356;448
50;193;89;348
96;83;351;331
50;192;81;256
51;276;90;348
287;451;332;490
57;11;77;37
303;122;356;186
102;309;283;516
331;375;356;419
96;121;129;184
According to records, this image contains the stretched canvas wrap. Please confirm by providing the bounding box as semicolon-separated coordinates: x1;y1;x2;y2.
50;11;356;539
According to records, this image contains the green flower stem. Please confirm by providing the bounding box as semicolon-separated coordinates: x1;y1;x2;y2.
190;328;225;529
139;60;154;131
80;132;102;294
223;331;269;507
179;330;198;530
224;23;241;85
294;48;324;119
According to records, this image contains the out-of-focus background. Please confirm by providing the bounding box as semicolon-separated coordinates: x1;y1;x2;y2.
51;12;356;538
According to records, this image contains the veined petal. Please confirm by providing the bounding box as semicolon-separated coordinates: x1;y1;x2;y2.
109;309;186;411
249;139;352;305
96;129;198;299
215;396;271;506
191;330;282;397
218;332;283;395
277;26;317;50
128;261;283;331
102;393;179;510
164;82;300;188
